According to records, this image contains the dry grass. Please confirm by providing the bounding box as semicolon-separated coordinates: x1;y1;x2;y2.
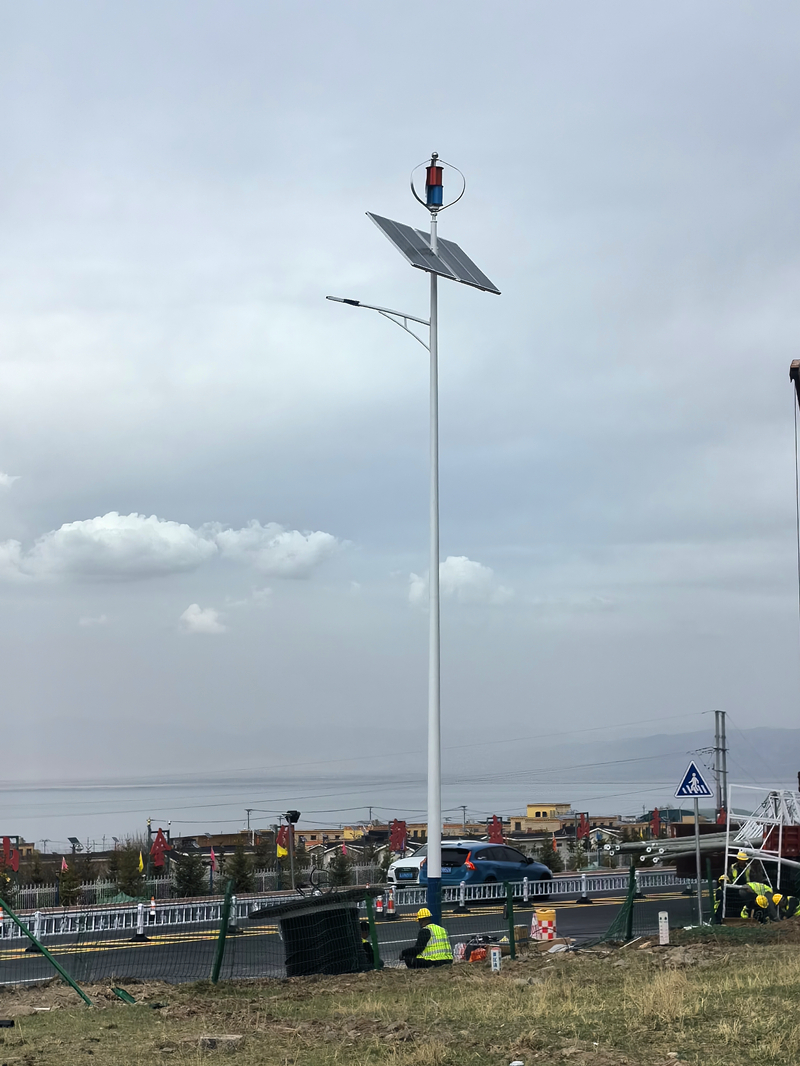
0;940;799;1064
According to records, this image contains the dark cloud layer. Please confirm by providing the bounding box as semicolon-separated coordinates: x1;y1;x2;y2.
0;2;798;835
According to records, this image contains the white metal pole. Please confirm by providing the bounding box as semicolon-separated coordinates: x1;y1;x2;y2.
694;798;703;924
426;209;442;923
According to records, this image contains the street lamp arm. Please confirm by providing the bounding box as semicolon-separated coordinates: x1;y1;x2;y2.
327;295;430;349
375;309;430;351
326;296;429;327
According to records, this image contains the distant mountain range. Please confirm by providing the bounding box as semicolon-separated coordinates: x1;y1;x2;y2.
529;727;800;795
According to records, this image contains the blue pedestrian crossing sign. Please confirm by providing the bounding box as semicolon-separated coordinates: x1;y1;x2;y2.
675;761;713;799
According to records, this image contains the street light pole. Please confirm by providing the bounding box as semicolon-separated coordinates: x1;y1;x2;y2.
327;153;499;925
426;198;442;922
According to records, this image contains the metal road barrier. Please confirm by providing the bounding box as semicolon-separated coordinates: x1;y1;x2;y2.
0;872;685;945
391;871;686;907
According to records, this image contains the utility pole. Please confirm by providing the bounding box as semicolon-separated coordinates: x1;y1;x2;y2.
245;809;254;846
712;710;729;818
459;806;467;834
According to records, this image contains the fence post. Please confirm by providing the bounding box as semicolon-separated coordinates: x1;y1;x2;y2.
521;876;530;909
131;903;148;942
228;893;240;934
576;873;592;904
211;879;235;984
364;895;382;970
625;864;635;942
633;868;645;899
505;883;516;960
454;880;470;914
24;910;43;954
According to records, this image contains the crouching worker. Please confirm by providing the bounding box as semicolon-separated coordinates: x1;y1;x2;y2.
399;908;453;969
773;893;800;920
740;891;773;923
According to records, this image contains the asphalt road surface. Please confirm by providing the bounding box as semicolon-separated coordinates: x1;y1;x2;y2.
0;887;698;987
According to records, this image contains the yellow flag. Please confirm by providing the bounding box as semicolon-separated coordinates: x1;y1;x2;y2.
276;844;288;858
138;851;144;872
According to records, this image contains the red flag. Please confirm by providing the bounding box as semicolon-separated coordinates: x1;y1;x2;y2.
487;816;504;844
577;813;590;840
150;828;172;869
210;847;217;872
61;857;68;872
389;820;407;852
341;843;347;855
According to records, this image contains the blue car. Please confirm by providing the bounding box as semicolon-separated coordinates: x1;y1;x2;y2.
417;840;552;886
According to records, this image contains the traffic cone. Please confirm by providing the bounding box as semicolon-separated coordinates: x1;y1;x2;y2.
386;887;397;920
150;897;156;922
375;894;384;918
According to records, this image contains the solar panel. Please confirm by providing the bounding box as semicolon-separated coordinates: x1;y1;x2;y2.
367;212;499;295
433;235;501;295
367;213;456;280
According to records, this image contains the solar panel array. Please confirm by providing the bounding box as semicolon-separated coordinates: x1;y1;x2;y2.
367;212;500;295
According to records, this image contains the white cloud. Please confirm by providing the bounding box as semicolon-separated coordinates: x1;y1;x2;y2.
78;614;109;627
0;473;19;489
179;603;226;634
409;556;514;606
225;586;273;608
0;512;340;582
213;521;339;577
408;572;427;606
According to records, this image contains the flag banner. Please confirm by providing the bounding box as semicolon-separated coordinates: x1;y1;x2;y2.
210;847;217;872
138;851;144;872
61;857;67;872
276;826;289;858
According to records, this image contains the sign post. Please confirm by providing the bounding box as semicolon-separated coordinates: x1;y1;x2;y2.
675;761;713;925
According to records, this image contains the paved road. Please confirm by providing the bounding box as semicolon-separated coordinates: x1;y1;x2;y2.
0;887;699;987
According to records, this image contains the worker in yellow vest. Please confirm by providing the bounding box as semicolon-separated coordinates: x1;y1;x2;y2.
400;908;453;969
740;882;775;922
728;850;752;885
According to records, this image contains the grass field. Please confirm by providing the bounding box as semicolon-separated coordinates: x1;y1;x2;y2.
1;928;799;1065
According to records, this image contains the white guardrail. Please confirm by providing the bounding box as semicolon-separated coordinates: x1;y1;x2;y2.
393;870;683;907
0;872;686;944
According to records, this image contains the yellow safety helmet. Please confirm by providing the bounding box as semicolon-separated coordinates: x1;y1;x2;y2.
416;907;432;920
718;874;727;882
737;851;748;861
773;894;783;905
755;895;768;909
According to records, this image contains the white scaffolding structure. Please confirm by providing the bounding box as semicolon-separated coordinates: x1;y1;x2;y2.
723;785;800;916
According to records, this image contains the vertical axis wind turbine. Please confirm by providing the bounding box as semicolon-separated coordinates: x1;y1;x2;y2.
327;154;500;922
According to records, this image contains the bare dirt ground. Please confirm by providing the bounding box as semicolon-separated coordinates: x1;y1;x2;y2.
0;926;798;1065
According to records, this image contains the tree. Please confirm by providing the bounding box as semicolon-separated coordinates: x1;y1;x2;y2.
253;833;276;869
58;862;80;906
226;847;256;893
173;852;208;898
536;838;564;873
27;855;46;886
293;840;310;870
328;847;352;886
107;844;145;898
378;849;392;882
566;838;590;871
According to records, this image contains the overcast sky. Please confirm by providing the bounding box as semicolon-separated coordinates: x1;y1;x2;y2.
1;3;799;835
